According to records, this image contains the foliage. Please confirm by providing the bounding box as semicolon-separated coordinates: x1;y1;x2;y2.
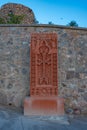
48;21;54;25
34;17;39;24
7;14;24;24
67;20;78;27
0;14;24;24
0;17;5;24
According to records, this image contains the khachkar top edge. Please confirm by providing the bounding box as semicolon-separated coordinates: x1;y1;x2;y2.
31;32;58;40
31;32;57;36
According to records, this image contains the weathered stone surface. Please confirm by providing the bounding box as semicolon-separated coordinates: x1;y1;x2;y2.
83;92;87;101
0;25;87;115
0;3;35;24
0;91;7;104
66;71;79;79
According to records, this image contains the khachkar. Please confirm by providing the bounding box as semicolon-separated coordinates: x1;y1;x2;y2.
24;33;64;115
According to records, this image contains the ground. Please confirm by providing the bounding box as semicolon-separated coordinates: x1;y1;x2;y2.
0;105;87;130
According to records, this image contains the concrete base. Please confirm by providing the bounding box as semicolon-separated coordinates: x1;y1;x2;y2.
26;115;69;125
24;97;64;116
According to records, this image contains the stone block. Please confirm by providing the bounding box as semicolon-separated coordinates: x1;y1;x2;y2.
24;32;64;115
24;97;64;115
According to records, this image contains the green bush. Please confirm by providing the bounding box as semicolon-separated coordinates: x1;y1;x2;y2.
0;17;5;24
0;14;24;24
67;20;78;27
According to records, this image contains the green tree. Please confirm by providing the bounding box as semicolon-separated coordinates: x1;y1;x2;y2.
48;21;54;25
67;20;78;27
33;17;39;24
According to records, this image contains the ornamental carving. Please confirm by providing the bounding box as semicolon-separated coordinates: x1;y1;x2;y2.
30;33;58;96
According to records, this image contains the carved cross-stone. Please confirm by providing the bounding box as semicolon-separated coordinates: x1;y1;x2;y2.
37;42;51;84
24;33;64;115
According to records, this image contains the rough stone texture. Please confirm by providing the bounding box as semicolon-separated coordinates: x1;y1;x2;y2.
0;24;87;115
0;3;35;24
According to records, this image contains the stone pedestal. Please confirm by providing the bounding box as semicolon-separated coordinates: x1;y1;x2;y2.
24;97;64;115
24;33;64;116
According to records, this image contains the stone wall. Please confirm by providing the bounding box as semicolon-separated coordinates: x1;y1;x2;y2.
0;3;35;24
0;24;87;115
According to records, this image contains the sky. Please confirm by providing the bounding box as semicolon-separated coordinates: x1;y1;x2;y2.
0;0;87;27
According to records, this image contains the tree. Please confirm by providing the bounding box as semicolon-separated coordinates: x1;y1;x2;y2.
33;17;39;24
67;20;78;27
48;21;54;25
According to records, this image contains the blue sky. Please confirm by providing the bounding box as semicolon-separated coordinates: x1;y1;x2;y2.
0;0;87;27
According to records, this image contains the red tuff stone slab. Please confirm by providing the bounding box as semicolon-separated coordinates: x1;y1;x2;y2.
24;33;64;115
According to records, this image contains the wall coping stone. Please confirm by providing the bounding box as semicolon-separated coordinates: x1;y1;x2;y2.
0;24;87;31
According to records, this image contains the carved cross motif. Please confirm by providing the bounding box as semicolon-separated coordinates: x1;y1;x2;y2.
37;42;51;84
